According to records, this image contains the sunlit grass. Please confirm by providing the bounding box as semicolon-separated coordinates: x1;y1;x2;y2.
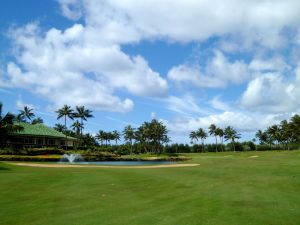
0;151;300;225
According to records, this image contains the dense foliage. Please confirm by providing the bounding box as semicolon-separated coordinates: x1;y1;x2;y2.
255;115;300;150
2;101;300;153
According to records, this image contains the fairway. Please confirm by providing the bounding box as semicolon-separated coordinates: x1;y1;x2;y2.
1;151;300;225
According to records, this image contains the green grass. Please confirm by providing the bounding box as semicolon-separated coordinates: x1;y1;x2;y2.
0;151;300;225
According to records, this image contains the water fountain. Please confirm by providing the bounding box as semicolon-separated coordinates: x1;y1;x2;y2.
59;154;178;166
60;153;84;163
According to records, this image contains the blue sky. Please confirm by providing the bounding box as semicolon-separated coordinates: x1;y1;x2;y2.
1;0;300;143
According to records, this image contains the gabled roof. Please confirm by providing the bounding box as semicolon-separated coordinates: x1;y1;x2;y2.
11;122;76;140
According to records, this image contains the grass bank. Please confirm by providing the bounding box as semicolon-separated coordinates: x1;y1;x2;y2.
0;151;300;225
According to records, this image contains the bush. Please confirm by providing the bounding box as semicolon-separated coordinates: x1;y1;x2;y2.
164;144;191;153
0;147;65;155
205;144;225;152
256;145;271;151
0;155;61;162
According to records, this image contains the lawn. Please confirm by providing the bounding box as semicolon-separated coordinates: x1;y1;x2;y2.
0;151;300;225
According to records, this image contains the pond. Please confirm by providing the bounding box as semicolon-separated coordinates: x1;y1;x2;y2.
60;160;177;166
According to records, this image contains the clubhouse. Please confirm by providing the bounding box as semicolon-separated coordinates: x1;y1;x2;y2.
3;122;77;148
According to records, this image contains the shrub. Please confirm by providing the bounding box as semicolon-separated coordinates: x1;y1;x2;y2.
0;155;61;162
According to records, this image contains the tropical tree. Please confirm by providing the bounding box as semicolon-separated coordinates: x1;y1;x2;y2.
56;105;74;129
81;133;97;147
255;130;267;144
267;125;281;148
53;123;66;133
95;130;106;146
71;120;83;136
74;106;93;135
112;130;121;145
197;128;207;152
0;102;23;145
16;114;26;122
209;124;218;152
280;120;295;150
106;132;115;145
148;119;169;153
123;125;135;154
224;126;240;152
102;131;109;146
18;106;35;123
135;125;148;153
189;131;198;144
31;117;43;125
56;105;74;148
291;114;300;148
133;120;169;154
215;127;224;151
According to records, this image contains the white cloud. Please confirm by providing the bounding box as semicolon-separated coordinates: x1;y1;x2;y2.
16;99;36;110
167;111;290;133
167;50;250;88
58;0;83;20
57;0;300;48
7;62;134;112
165;94;212;116
240;72;300;113
210;96;231;111
150;112;156;119
3;20;167;112
249;57;290;72
3;0;300;132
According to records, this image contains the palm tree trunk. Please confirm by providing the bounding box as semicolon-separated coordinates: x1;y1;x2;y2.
130;139;132;155
221;137;224;152
215;136;218;152
81;118;83;135
64;116;67;150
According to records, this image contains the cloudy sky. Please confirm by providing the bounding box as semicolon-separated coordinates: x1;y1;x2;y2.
1;0;300;143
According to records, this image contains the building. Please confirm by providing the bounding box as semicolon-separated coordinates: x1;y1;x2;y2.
4;122;77;148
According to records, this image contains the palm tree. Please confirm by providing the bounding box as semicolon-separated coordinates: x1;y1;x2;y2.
53;124;66;133
280;120;295;150
96;130;105;146
56;105;74;149
71;120;83;136
31;117;43;125
123;125;135;154
209;124;218;152
197;128;207;152
16;113;26;122
56;105;74;129
135;125;148;153
189;131;198;144
148;119;169;153
291;114;300;149
74;106;93;135
18;106;35;123
107;132;115;145
0;102;23;145
267;125;281;148
215;128;224;151
255;130;267;144
112;130;121;145
224;126;240;152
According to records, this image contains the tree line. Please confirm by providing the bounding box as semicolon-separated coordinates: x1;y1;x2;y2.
189;124;240;152
96;119;169;154
255;115;300;150
1;101;300;153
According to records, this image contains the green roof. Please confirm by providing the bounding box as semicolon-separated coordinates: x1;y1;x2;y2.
11;122;76;140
